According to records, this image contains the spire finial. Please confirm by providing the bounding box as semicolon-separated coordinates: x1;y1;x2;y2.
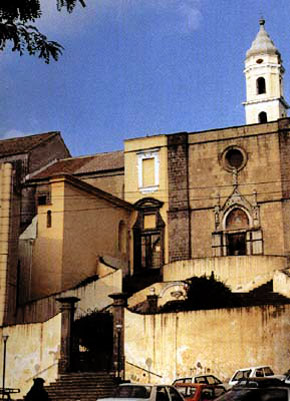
259;17;265;26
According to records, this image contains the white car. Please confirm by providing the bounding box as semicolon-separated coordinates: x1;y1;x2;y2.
229;365;285;386
98;383;185;401
172;375;223;386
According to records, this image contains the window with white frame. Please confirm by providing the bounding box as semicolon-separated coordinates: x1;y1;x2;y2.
137;149;160;193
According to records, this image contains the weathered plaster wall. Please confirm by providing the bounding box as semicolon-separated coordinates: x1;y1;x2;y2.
273;269;290;297
68;268;122;320
82;173;124;200
125;305;290;384
0;314;61;398
0;267;121;397
163;256;287;292
124;135;169;265
0;164;13;326
14;264;121;325
30;176;130;299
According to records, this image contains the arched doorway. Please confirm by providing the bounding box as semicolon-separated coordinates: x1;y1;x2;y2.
225;208;249;256
133;198;165;273
72;311;113;372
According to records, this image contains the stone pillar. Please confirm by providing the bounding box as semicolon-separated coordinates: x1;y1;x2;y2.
147;288;158;313
56;296;80;374
109;293;128;381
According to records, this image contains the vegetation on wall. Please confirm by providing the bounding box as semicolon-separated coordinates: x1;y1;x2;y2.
153;275;290;314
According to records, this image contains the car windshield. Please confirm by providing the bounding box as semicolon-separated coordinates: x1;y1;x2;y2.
263;367;274;376
113;386;152;399
232;370;251;382
176;386;197;398
173;379;192;385
215;388;288;400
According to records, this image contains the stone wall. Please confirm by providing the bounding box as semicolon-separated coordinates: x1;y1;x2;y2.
125;304;290;384
0;314;61;398
187;122;284;258
167;133;191;262
11;265;121;325
163;255;287;292
0;164;13;326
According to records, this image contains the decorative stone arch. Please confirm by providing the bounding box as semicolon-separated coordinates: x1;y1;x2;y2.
222;205;253;231
222;207;251;256
212;188;263;257
133;197;165;274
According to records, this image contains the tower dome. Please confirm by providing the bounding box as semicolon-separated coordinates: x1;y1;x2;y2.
243;19;288;124
246;18;280;59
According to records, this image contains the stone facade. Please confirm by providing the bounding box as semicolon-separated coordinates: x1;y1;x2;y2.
167;133;191;262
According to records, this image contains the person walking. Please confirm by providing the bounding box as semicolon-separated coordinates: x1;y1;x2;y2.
24;378;51;401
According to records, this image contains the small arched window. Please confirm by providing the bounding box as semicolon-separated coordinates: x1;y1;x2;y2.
259;111;268;123
257;77;266;94
47;210;52;228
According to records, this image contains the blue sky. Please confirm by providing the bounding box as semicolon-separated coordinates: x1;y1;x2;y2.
1;0;290;156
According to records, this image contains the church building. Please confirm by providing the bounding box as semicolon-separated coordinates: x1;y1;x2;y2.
0;19;290;398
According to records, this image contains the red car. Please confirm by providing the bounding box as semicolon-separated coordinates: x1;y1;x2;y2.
174;383;226;401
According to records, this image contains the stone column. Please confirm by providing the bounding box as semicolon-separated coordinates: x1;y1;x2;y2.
56;296;80;374
147;288;158;313
109;293;128;381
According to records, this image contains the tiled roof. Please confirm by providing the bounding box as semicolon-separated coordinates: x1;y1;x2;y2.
0;132;60;156
30;150;124;180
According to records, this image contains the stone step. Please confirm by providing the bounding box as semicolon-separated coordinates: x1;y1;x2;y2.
42;372;117;401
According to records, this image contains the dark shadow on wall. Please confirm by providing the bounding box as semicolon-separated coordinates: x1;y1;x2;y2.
151;275;290;314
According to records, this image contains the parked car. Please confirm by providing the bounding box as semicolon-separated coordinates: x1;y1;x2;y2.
174;382;227;400
228;365;285;386
173;376;223;386
215;378;290;400
97;383;185;401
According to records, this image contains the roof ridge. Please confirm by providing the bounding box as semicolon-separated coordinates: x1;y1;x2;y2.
0;131;59;143
56;149;124;163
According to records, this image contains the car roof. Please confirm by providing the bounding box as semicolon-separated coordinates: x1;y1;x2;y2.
234;366;271;371
234;378;286;387
175;375;216;378
174;383;215;388
119;384;172;387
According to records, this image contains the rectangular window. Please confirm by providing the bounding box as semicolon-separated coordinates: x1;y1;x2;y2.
137;149;159;194
142;158;155;187
38;195;47;205
144;214;156;229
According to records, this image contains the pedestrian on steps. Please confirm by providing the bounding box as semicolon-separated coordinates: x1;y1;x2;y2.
24;377;51;401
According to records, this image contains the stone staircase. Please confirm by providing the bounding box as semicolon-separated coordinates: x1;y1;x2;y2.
236;280;290;306
44;372;117;401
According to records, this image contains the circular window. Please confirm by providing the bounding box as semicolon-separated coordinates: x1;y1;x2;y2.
221;146;247;172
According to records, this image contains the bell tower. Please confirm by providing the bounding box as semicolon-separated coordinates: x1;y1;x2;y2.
243;18;289;124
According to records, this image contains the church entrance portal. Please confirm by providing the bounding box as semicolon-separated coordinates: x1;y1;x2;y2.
72;312;113;372
227;232;246;256
225;208;248;256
